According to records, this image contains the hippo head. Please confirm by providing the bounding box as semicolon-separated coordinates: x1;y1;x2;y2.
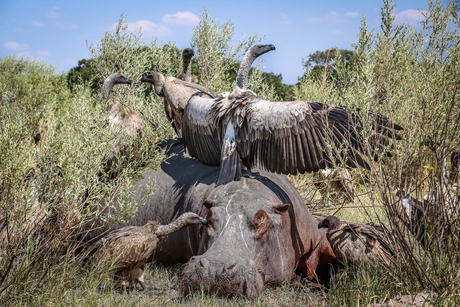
180;177;318;298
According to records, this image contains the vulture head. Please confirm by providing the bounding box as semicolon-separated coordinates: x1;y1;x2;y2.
141;72;165;97
101;73;132;103
250;44;276;58
318;215;341;231
182;48;195;60
237;44;276;89
179;212;208;226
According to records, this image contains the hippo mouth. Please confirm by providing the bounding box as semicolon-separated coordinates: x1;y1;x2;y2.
180;256;265;298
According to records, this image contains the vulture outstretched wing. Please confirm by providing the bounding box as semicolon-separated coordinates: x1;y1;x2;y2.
213;90;402;176
182;93;224;166
182;87;403;185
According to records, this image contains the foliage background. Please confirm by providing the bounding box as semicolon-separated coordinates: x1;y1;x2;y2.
1;0;459;305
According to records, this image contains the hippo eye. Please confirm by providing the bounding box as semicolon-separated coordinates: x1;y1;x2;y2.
252;210;271;240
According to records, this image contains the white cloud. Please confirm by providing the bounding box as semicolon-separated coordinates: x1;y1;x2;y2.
15;51;31;59
306;17;323;23
306;11;359;23
279;14;293;25
37;50;51;57
332;29;344;35
117;20;172;36
5;41;30;51
47;10;65;19
162;11;199;26
31;20;44;27
344;12;359;17
55;23;78;30
395;9;427;24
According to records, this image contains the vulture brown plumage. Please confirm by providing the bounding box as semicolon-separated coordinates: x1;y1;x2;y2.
84;212;207;292
318;216;393;267
182;44;403;185
140;64;216;138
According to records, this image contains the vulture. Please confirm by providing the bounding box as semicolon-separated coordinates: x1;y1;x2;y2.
140;64;216;138
84;212;207;292
182;44;403;185
101;73;143;137
313;167;355;202
318;216;393;267
178;48;197;83
393;189;426;246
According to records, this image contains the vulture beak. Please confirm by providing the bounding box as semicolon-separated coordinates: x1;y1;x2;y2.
268;45;276;51
126;78;132;85
199;217;208;225
140;75;152;83
185;49;195;57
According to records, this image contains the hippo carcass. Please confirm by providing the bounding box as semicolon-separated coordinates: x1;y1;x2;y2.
93;140;335;297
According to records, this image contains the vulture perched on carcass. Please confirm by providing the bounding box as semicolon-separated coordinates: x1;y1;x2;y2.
182;44;403;185
84;212;207;292
140;55;216;137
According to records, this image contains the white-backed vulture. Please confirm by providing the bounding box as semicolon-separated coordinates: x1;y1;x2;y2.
101;73;132;105
393;189;426;246
318;216;393;267
140;69;216;138
178;48;197;83
84;212;207;292
182;44;403;185
100;73;143;137
313;167;355;202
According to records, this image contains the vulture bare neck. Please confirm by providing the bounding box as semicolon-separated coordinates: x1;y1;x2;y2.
154;214;192;239
181;58;193;83
236;49;258;90
101;76;117;103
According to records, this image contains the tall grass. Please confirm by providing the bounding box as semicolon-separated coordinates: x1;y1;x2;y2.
292;0;460;305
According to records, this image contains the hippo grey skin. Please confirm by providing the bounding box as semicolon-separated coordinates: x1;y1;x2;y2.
100;140;335;297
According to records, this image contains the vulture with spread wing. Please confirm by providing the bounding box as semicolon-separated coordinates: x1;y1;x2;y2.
182;44;403;185
141;57;216;137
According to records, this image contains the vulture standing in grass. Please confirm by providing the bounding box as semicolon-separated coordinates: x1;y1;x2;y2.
101;73;143;137
318;216;393;266
393;189;427;246
140;58;216;137
182;44;403;185
84;212;207;292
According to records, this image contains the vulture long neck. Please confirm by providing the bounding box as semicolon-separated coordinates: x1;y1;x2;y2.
236;48;258;90
101;75;117;103
155;214;192;239
182;57;192;83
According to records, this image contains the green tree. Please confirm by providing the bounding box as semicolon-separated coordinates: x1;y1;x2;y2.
66;58;98;91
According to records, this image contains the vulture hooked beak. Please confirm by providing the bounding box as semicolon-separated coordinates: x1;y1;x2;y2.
268;45;276;51
184;49;195;57
199;217;208;225
126;78;132;85
140;75;152;83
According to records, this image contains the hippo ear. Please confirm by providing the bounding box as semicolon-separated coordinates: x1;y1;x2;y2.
274;203;290;214
203;199;215;209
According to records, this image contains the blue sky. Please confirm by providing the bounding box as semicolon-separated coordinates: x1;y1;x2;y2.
0;0;438;84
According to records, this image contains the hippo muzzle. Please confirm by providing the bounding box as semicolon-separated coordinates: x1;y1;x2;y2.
180;255;264;298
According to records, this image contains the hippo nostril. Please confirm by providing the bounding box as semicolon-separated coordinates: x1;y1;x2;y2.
226;264;236;271
198;258;210;268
